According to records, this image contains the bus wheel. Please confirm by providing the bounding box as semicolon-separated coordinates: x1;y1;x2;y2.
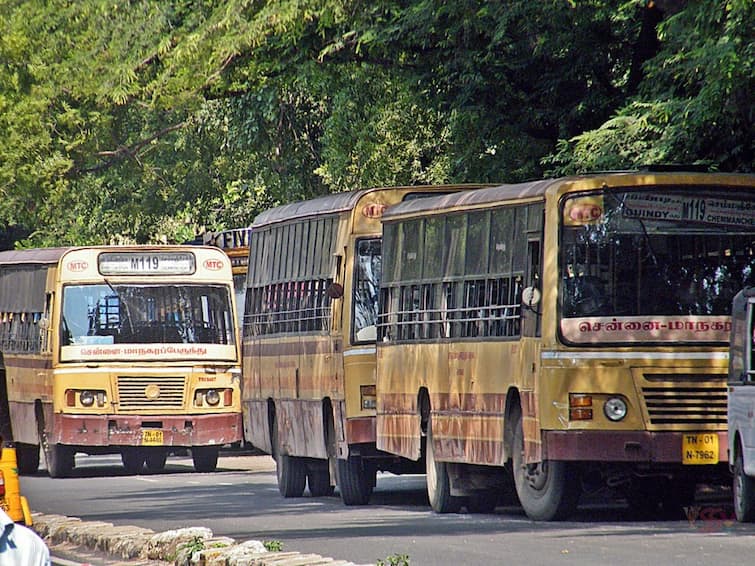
47;444;74;478
145;450;168;473
307;467;335;497
15;443;40;475
272;418;306;497
337;455;373;505
512;409;579;521
121;448;145;475
192;447;219;473
426;419;461;513
734;448;755;522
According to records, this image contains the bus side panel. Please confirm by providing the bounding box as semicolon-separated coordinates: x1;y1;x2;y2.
4;353;52;444
243;399;272;454
277;399;327;459
7;401;39;444
376;343;427;461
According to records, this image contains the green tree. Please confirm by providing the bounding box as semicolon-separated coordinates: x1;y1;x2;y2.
546;0;753;173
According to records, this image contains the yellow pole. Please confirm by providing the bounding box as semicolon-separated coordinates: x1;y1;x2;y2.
0;444;30;525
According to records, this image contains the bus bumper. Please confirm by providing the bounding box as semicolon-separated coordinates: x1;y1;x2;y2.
544;430;728;464
52;413;242;446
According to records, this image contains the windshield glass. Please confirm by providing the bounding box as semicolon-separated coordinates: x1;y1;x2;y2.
560;187;755;344
61;284;236;346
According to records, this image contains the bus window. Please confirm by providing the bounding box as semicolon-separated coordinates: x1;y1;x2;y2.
353;239;382;343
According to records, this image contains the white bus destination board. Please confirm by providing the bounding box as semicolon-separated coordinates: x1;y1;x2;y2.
98;252;196;276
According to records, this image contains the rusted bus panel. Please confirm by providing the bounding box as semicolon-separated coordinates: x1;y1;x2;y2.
4;354;53;444
376;390;420;459
520;390;542;464
3;354;53;401
431;411;506;466
345;416;376;444
377;339;530;464
52;413;241;446
376;412;421;460
276;399;328;459
243;399;271;454
544;430;729;463
243;336;343;401
7;401;39;443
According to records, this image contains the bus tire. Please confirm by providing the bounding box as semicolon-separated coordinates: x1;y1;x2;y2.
337;455;373;506
308;467;335;497
15;443;40;475
121;448;145;475
512;408;579;521
734;447;755;522
47;444;74;478
426;419;461;513
145;450;168;472
271;416;306;497
192;446;219;473
276;453;306;497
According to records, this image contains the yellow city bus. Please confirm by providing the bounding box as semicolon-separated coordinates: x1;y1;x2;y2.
376;170;755;520
0;245;242;477
242;184;489;504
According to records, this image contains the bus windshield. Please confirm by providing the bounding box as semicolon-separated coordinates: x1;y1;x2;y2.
61;284;235;346
560;187;755;345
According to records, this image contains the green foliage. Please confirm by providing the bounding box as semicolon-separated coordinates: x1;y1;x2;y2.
377;554;410;566
0;0;750;249
178;535;206;555
263;540;284;552
545;0;753;174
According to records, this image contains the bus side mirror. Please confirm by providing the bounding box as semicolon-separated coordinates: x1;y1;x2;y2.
326;283;344;299
522;286;541;308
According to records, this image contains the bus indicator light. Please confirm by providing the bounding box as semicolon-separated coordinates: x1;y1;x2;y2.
569;393;593;421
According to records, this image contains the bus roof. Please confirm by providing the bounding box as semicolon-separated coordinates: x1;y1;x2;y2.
251;184;491;228
0;247;69;266
381;171;755;221
381;179;554;221
252;190;368;228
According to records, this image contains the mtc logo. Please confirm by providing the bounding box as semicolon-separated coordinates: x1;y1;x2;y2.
67;260;89;272
204;259;224;271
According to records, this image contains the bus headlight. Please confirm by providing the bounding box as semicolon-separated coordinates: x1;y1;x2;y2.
80;390;95;407
604;397;628;421
204;389;221;406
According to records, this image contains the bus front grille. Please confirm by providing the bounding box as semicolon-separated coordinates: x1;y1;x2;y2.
641;383;727;426
116;376;186;411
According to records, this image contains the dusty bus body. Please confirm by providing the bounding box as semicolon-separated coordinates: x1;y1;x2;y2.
0;246;242;477
241;184;490;504
376;171;754;520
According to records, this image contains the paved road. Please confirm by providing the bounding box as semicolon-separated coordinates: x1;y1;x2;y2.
21;452;755;565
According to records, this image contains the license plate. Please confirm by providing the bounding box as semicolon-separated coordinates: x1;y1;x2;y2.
682;433;718;465
142;430;164;446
